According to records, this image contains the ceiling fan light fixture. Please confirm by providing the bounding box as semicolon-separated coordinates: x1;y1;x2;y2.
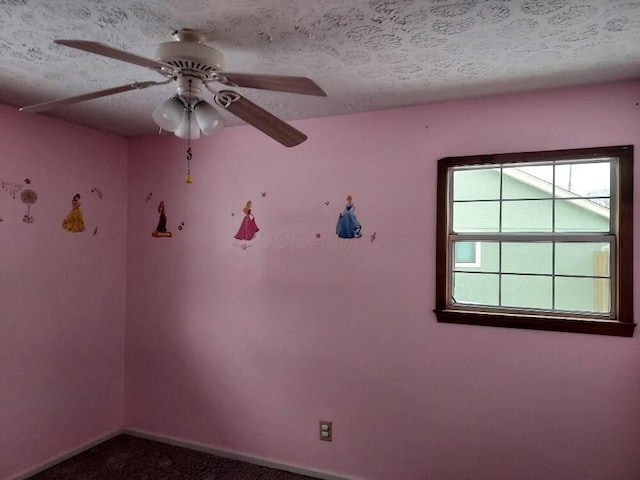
152;96;186;132
175;110;200;140
194;101;225;135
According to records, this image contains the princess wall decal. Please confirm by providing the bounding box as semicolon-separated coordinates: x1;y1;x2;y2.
234;200;259;241
336;195;362;239
62;193;85;232
151;201;172;238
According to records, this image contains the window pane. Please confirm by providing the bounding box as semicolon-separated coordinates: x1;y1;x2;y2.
453;241;499;273
454;241;476;263
554;199;610;232
501;274;552;310
503;165;554;199
502;199;552;232
453;168;501;201
555;277;610;314
452;201;500;232
555;243;610;277
452;272;499;306
502;242;552;274
555;162;610;198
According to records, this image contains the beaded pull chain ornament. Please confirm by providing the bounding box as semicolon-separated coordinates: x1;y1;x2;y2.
185;147;193;184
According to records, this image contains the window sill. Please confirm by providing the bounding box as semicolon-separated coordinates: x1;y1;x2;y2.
434;309;636;337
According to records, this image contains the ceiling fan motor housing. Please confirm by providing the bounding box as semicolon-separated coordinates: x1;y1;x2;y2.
153;29;225;99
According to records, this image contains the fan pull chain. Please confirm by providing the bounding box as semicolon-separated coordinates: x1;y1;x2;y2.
185;147;193;184
185;79;194;184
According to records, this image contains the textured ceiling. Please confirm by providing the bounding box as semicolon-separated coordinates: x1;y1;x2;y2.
1;0;639;138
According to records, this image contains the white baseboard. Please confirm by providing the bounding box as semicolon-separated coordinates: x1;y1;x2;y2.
11;429;122;480
123;428;355;480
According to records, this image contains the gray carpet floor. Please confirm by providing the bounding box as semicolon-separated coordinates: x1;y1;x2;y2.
27;434;323;480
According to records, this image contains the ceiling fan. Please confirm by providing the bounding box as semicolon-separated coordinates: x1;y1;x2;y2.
20;29;327;147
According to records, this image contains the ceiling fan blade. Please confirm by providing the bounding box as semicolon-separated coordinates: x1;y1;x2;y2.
219;73;326;97
20;81;167;113
55;40;174;72
216;90;307;147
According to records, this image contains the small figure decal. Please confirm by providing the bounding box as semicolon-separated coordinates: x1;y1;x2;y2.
336;195;362;238
151;201;172;238
62;193;85;232
234;200;259;241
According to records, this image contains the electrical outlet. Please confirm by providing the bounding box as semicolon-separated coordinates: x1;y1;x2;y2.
319;420;332;441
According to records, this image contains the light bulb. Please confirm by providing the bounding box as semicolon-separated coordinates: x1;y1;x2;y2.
175;110;200;140
152;96;186;132
194;101;225;135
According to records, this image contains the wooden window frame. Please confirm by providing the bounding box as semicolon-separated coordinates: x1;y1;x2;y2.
435;145;635;337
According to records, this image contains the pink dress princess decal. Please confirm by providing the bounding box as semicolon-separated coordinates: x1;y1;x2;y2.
234;200;259;240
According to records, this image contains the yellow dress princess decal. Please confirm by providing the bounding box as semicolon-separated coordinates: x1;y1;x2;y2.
62;193;85;233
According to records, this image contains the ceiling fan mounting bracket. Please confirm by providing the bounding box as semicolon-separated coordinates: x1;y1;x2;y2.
214;90;241;109
209;73;239;88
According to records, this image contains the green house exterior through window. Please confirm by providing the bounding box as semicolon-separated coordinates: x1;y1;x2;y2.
435;145;635;337
454;241;476;264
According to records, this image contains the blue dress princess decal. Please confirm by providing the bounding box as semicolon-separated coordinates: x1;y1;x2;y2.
336;195;362;238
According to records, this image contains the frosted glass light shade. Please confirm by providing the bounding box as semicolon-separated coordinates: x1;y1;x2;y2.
175;111;200;140
152;96;185;132
194;101;225;135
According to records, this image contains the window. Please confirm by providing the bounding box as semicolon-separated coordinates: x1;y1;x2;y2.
435;145;634;336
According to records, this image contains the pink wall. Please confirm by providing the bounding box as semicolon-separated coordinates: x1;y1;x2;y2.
125;81;640;480
0;104;128;479
2;81;639;480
